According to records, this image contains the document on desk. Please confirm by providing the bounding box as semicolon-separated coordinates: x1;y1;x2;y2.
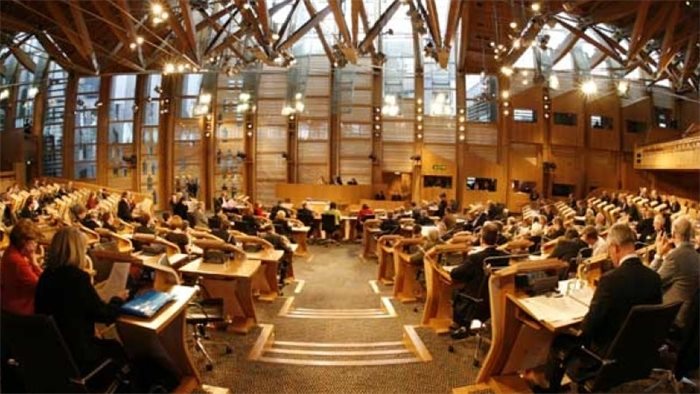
442;265;459;273
519;294;590;328
96;262;130;302
568;286;595;307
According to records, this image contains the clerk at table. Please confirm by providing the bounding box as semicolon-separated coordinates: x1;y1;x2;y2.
542;224;662;392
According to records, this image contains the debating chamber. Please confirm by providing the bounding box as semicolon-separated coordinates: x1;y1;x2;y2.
1;0;699;392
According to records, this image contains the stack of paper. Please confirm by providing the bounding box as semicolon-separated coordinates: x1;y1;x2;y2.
519;294;590;327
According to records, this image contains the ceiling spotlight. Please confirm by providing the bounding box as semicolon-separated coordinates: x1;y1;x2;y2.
164;63;175;74
500;66;514;76
272;33;280;41
242;3;250;9
501;90;510;99
509;21;518;30
151;3;163;15
549;74;560;90
129;42;137;50
617;79;630;96
531;2;541;12
136;36;144;45
581;79;598;95
27;87;39;99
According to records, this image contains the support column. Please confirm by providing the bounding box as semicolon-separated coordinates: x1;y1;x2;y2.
161;75;176;201
371;59;383;185
96;76;111;185
455;72;466;210
329;66;340;179
133;75;146;192
287;112;298;183
63;73;78;179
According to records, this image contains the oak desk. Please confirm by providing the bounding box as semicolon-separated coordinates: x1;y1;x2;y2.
392;238;424;303
117;285;201;393
290;226;310;256
245;249;284;302
179;258;261;334
376;235;402;285
422;244;471;334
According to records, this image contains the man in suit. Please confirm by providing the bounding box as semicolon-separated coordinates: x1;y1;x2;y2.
542;224;662;392
450;222;509;339
260;224;293;287
650;217;700;331
549;228;588;266
117;191;134;222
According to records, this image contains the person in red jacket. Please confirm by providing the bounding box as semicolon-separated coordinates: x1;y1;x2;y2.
1;219;42;315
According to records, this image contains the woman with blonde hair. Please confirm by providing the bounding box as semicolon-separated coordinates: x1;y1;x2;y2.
35;226;128;373
165;214;191;253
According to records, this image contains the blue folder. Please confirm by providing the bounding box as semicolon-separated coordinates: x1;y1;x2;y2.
120;290;175;318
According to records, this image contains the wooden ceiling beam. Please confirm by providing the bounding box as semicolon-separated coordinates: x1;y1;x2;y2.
658;2;682;76
502;17;544;65
555;17;625;64
43;1;92;63
196;4;236;31
356;0;376;55
277;5;332;51
551;31;580;66
457;1;471;72
256;0;272;39
358;0;401;54
204;12;236;55
679;37;699;87
423;0;442;48
301;0;335;64
178;0;199;62
585;2;639;24
160;0;198;59
627;0;651;62
351;0;360;47
92;1;129;44
67;0;97;70
110;0;146;68
276;0;300;46
207;28;247;57
443;0;462;51
235;0;271;55
329;0;352;45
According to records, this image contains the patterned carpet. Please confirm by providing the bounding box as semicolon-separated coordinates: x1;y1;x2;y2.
191;243;481;393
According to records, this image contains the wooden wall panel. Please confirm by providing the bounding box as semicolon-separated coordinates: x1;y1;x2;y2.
679;98;700;132
510;86;544;144
621;97;652;152
550;146;583;197
550;90;584;147
585;149;619;192
587;93;621;151
507;143;541;210
461;145;506;207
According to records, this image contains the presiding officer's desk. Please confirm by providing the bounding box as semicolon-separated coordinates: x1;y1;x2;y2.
422;244;472;334
179;257;261;334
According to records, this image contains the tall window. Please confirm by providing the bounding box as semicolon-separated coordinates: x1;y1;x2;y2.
174;73;204;197
466;74;497;122
295;55;330;184
256;66;288;205
337;61;373;184
214;74;245;196
108;74;137;188
141;74;161;204
74;77;100;180
42;62;68;177
14;67;34;129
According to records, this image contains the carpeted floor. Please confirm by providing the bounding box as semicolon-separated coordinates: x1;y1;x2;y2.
191;243;481;393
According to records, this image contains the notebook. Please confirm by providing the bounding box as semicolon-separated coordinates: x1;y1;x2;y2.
120;290;175;318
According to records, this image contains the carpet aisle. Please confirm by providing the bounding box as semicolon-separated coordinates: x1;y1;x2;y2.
194;243;481;393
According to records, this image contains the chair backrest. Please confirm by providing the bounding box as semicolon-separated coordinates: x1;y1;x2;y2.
589;301;682;392
1;312;86;393
321;214;337;231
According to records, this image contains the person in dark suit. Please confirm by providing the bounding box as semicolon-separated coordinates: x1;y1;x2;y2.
542;224;662;392
35;227;128;374
380;212;400;234
209;215;235;245
164;215;191;253
132;214;156;252
450;222;509;339
549;228;588;273
436;193;448;218
19;196;41;220
464;209;488;232
117;192;134;222
650;217;700;331
172;196;189;222
260;224;293;286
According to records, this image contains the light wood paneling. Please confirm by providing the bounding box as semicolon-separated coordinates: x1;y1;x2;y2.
550;90;584;147
587;93;621;151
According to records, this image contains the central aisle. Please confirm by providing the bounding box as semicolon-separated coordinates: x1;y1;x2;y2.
196;243;480;393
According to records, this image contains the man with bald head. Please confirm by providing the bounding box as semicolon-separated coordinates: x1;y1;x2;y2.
651;217;700;331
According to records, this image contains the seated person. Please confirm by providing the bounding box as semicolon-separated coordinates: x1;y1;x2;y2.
357;204;374;234
273;210;293;238
253;202;265;217
269;201;291;221
19;196;41;220
409;227;441;265
545;217;565;240
73;205;99;230
209;214;235;244
347;178;358;185
581;225;608;256
380;212;400;235
259;224;293;286
172;196;189;221
323;202;342;227
134;214;155;235
375;190;386;200
164;215;191;253
450;222;509;339
117;191;135;222
188;202;208;228
35;227;129;375
101;211;121;233
593;212;608;234
549;228;588;269
296;202;315;227
541;224;662;392
1;220;42;315
650;217;699;333
437;213;458;240
416;209;434;226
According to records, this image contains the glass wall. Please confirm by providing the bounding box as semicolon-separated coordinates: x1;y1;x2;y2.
42;62;68;177
174;73;204;197
74;77;100;180
256;66;288;205
214;74;245;196
108;74;137;189
141;74;161;204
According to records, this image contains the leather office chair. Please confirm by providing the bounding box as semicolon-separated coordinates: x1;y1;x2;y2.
185;294;232;372
1;312;128;393
320;214;340;246
566;301;682;392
